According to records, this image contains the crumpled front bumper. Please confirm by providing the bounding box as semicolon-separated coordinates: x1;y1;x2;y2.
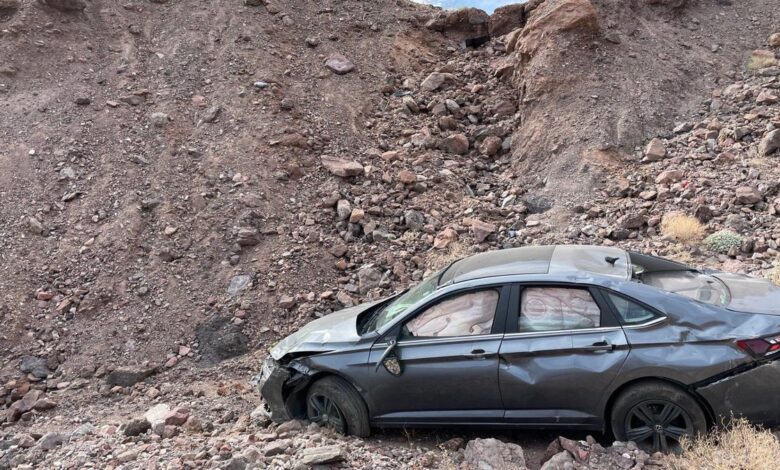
696;359;780;426
252;357;313;423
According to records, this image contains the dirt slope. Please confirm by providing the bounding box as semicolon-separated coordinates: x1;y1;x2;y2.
1;0;780;467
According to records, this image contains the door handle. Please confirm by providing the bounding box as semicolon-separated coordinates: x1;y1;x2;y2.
584;340;614;352
464;348;492;359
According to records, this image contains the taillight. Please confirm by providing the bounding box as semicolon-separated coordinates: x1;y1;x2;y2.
737;336;780;357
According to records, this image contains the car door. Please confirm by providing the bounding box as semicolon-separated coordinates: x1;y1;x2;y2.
498;283;629;427
366;285;510;425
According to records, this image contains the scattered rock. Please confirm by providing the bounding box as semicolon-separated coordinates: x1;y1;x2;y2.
228;274;253;296
299;445;345;465
471;219;496;243
420;72;456;92
321;155;364;177
105;366;158;387
759;129;780;156
463;438;527;470
150;112;170;127
325;54;355;75
644;138;666;161
20;356;51;379
655;169;683;184
735;186;762;205
124;418;151;437
441;133;470;155
37;432;67;451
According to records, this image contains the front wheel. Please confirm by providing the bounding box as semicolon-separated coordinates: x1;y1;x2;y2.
611;381;707;453
305;376;370;437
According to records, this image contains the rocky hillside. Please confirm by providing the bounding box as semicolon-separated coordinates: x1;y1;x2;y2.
1;0;780;468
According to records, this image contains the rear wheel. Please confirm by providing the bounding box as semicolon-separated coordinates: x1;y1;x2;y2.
305;376;370;437
611;382;707;453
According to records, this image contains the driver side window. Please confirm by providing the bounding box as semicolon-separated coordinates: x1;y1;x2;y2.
402;290;499;339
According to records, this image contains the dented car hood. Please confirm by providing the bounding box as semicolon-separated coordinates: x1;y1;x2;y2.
270;300;381;360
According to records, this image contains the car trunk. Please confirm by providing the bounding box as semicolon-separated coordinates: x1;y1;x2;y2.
713;273;780;316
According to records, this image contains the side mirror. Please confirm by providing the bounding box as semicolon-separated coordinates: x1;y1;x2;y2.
375;338;403;376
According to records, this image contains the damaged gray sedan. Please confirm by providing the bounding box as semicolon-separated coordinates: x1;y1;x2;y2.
255;245;780;452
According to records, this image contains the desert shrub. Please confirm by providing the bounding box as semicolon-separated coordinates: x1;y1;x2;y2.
661;214;706;243
703;230;743;253
427;241;470;271
747;51;778;71
666;418;780;470
768;265;780;286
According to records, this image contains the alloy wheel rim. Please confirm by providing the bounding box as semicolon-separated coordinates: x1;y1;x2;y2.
308;394;346;434
624;400;694;453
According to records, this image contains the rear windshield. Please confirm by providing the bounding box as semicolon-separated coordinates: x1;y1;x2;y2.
639;271;730;307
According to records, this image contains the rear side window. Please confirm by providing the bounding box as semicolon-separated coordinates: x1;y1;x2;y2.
519;287;601;332
403;290;499;339
606;293;658;325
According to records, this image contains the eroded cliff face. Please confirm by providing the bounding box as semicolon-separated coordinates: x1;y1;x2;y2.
499;0;777;200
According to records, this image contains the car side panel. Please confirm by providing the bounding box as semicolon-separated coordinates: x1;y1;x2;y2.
696;360;780;426
366;336;504;423
598;322;751;421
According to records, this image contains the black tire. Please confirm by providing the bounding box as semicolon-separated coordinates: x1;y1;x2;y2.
306;376;370;438
611;381;707;453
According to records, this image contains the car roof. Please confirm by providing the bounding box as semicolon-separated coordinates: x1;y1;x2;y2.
438;245;631;285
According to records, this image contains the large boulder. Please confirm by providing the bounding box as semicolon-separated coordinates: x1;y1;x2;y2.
512;0;600;57
426;7;490;42
463;438;527;470
489;4;527;37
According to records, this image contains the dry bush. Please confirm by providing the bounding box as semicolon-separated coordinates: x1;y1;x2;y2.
427;241;470;271
666;418;780;470
768;265;780;286
661;214;706;243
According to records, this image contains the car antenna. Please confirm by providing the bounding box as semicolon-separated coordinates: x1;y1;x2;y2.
605;256;619;266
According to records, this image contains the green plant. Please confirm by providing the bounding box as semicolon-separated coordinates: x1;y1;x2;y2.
703;230;743;253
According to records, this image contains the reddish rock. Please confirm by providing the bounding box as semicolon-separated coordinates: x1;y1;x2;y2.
320;155;363;177
735;187;762;205
480;136;503;156
655;169;683;184
397;170;417;185
36;291;54;301
278;295;296;310
420;72;457;92
164;407;190;426
644;138;666;161
434;228;459;249
441;134;470;155
515;0;599;55
471;220;496;243
489;4;526;37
